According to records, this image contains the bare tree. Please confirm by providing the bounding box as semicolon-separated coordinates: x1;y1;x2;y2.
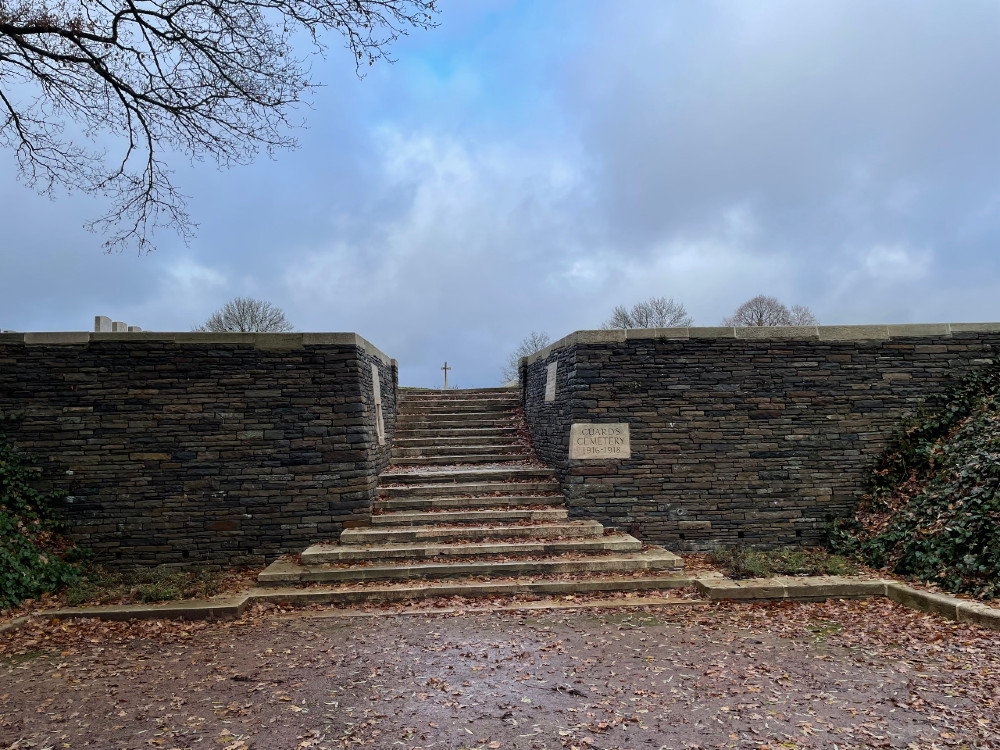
195;297;293;332
722;295;819;326
789;304;819;326
0;0;438;252
602;296;693;329
501;331;550;384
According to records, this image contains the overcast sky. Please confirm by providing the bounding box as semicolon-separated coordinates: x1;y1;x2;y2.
2;0;999;387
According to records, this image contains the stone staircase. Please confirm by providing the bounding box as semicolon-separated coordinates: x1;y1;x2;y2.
257;388;684;601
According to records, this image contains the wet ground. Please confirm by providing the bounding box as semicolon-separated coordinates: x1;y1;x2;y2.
1;598;998;749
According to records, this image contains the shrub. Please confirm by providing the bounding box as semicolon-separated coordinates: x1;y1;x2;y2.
830;360;1000;599
0;419;81;610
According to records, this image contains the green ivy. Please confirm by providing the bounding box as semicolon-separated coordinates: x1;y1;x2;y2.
0;416;81;610
830;359;1000;599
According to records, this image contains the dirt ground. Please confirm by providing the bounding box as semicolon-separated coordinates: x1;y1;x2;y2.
1;598;998;750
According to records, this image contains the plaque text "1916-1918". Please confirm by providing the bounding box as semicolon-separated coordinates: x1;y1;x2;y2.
569;423;630;459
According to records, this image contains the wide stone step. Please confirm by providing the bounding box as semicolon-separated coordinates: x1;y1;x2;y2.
378;480;561;498
401;402;516;413
395;435;519;447
258;549;684;586
380;467;554;485
397;417;512;429
375;494;564;511
340;520;603;545
371;508;568;526
391;453;533;466
401;391;517;399
298;534;643;563
393;444;524;457
395;428;518;440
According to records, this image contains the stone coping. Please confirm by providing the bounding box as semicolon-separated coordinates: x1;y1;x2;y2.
2;576;997;631
521;323;1000;367
0;331;396;366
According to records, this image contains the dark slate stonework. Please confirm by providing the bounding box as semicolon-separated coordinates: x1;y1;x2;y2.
0;332;397;567
522;325;1000;551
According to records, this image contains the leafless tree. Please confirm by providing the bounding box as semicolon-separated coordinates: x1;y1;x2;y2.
501;330;550;384
602;296;693;330
195;297;293;332
788;304;819;326
722;295;819;326
0;0;438;252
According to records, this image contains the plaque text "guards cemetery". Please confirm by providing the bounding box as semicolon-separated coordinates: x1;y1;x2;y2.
569;423;631;459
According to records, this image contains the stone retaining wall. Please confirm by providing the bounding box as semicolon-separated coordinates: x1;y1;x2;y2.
521;324;1000;551
0;332;397;567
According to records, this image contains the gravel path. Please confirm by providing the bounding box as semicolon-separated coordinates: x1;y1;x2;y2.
1;598;997;749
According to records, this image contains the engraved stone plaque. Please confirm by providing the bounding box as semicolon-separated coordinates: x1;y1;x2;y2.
569;423;630;459
371;362;385;445
544;361;558;402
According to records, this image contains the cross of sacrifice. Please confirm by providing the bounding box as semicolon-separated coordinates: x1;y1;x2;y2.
441;361;452;390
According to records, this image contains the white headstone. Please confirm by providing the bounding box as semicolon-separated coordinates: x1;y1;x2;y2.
95;316;112;332
569;423;631;459
112;321;127;332
128;326;142;332
544;361;558;402
371;363;385;446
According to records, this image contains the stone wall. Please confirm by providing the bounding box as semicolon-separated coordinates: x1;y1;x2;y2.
522;324;1000;551
0;332;397;567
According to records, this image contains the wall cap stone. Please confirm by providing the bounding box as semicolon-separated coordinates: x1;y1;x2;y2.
520;323;1000;366
2;331;395;365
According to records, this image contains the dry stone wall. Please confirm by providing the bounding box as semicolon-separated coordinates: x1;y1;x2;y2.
0;332;397;567
522;324;1000;551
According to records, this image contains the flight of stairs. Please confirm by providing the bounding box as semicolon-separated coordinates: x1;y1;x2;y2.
257;388;684;602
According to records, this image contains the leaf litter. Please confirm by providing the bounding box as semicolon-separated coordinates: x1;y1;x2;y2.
2;598;998;749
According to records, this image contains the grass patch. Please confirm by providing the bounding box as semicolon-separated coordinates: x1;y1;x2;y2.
707;547;859;580
63;566;230;606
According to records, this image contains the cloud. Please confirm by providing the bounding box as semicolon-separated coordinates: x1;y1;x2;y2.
3;1;1000;384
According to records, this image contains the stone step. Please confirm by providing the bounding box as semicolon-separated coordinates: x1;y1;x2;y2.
370;508;568;526
401;388;513;397
378;480;561;498
380;467;554;485
395;435;519;446
253;573;690;605
400;402;516;413
258;549;684;586
391;453;533;466
298;534;643;564
375;494;564;511
396;417;513;429
394;428;519;440
340;520;604;545
393;444;524;457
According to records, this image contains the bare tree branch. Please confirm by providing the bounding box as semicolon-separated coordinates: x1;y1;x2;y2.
501;330;550;384
722;295;819;326
0;0;438;252
601;296;693;330
194;296;293;331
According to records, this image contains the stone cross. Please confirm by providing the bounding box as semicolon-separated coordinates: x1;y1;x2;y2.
441;361;451;390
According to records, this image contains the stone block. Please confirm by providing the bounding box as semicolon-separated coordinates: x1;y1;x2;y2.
885;583;960;619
